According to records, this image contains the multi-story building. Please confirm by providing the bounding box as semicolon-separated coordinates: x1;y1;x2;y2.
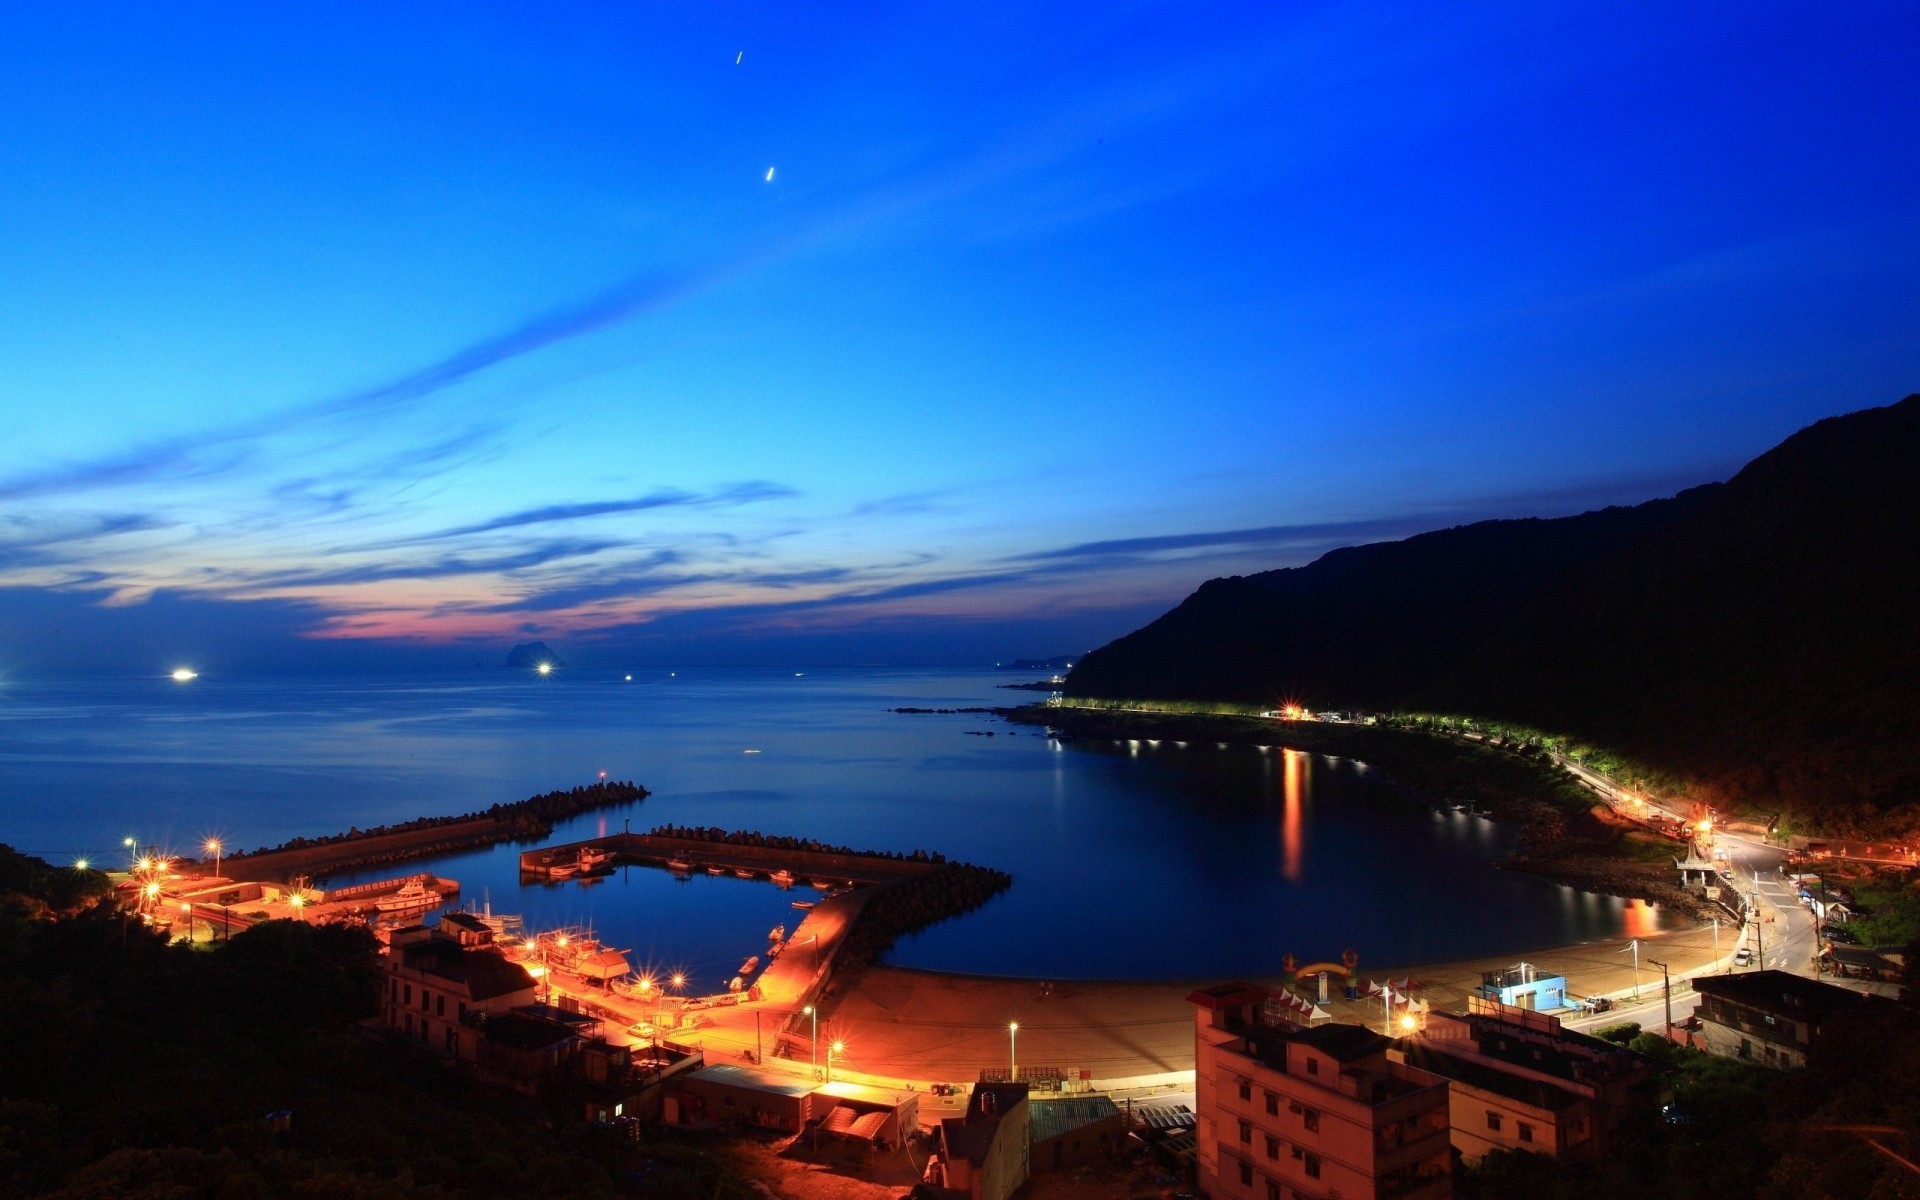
1691;970;1869;1068
384;918;538;1056
1191;983;1451;1200
1393;999;1660;1164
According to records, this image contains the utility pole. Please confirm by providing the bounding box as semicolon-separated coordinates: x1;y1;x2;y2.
1621;939;1642;1000
1647;959;1673;1042
755;1010;763;1065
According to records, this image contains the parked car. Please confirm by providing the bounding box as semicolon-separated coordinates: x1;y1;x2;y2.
1583;996;1615;1014
1735;947;1754;966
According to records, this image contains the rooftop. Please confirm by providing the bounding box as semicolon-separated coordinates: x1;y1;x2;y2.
398;940;536;1001
682;1063;816;1098
1693;970;1870;1019
1293;1022;1391;1063
1399;1044;1582;1112
1031;1095;1122;1143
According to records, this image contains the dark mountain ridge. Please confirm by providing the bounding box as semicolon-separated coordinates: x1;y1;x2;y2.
1064;487;1718;709
1066;395;1920;825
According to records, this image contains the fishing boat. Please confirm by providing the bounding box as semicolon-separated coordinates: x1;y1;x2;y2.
791;899;814;911
733;868;756;880
376;878;441;914
546;861;580;880
810;879;834;890
705;865;727;876
737;955;760;976
578;845;614;870
770;869;795;888
666;858;693;874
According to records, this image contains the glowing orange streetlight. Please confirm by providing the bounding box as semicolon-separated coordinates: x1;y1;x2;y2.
289;892;307;922
1009;1021;1019;1080
827;1039;845;1084
204;838;222;879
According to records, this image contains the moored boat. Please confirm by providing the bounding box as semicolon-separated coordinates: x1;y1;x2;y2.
375;878;441;914
770;869;795;887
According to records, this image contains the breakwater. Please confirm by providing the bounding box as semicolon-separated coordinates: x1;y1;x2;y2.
220;780;648;882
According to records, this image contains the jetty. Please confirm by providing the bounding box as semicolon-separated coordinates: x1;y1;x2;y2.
215;780;647;882
518;832;944;886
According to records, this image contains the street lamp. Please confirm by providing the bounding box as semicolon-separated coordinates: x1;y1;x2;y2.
289;893;307;922
1647;959;1674;1043
1009;1021;1019;1082
803;1004;818;1077
179;902;193;943
204;838;222;879
828;1040;844;1084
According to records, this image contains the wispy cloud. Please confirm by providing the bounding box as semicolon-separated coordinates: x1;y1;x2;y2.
353;481;797;550
0;270;714;503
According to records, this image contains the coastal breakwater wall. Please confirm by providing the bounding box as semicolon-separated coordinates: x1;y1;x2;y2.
219;780;649;883
225;819;501;883
531;833;944;886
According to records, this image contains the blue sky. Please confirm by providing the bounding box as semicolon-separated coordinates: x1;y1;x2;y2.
2;1;1917;670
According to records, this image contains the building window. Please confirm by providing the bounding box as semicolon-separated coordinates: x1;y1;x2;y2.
1302;1108;1319;1133
403;984;412;1005
443;1027;455;1052
1304;1153;1321;1180
1306;1057;1320;1076
1518;1122;1534;1144
1267;1181;1280;1200
421;988;431;1011
436;994;445;1017
1239;1159;1254;1186
1239;1120;1252;1145
1238;1079;1252;1102
1487;1112;1503;1132
1264;1090;1279;1115
1265;1135;1279;1160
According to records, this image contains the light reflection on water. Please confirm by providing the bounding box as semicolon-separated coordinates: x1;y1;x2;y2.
0;668;1685;979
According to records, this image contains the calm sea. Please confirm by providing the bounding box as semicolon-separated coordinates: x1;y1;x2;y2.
0;667;1674;981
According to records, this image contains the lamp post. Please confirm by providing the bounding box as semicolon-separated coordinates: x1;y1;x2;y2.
1647;958;1673;1043
1009;1021;1019;1082
828;1040;844;1084
1621;938;1641;1000
204;838;222;880
803;1004;818;1078
179;902;193;943
289;892;306;923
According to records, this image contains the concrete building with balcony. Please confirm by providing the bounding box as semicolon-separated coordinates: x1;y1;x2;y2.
1191;983;1451;1200
1691;970;1870;1068
383;921;538;1056
1392;999;1661;1165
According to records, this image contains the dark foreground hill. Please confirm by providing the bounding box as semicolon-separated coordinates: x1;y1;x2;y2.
1066;395;1920;827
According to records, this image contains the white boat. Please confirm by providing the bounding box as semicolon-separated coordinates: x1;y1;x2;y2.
770;869;795;887
810;879;834;890
738;955;760;975
375;879;440;914
733;868;756;880
791;899;814;911
546;861;580;880
705;865;726;876
666;858;693;873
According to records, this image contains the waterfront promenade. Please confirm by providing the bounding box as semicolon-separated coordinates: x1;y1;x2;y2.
806;916;1744;1086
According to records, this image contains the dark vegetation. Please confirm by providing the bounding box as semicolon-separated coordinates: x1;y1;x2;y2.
1063;395;1920;834
1464;999;1920;1200
0;843;772;1199
228;780;648;862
